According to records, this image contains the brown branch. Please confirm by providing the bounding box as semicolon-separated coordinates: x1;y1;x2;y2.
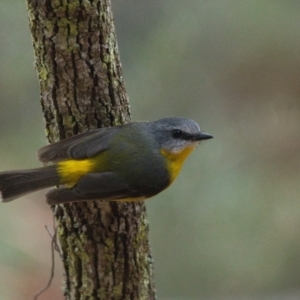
26;0;156;299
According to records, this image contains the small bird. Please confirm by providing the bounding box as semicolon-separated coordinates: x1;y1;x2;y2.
0;117;212;205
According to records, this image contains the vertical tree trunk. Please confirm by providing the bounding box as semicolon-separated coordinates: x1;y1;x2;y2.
26;1;156;299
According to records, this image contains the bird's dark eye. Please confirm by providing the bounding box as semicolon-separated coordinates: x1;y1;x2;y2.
173;129;183;139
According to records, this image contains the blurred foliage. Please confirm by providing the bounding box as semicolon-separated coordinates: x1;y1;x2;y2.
1;0;300;299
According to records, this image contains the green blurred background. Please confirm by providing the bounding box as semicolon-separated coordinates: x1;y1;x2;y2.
1;0;300;299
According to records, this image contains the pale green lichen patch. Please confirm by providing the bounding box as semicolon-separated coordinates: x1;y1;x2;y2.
38;66;49;81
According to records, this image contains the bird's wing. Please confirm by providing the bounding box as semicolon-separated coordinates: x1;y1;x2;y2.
46;172;144;205
37;127;119;163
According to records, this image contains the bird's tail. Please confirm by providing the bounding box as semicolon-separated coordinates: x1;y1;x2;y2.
0;166;59;202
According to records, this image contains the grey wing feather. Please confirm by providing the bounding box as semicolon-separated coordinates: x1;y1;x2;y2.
38;127;118;163
46;172;143;205
74;172;132;194
68;128;118;159
38;130;99;163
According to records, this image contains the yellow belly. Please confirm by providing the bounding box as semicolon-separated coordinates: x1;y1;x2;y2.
160;145;196;183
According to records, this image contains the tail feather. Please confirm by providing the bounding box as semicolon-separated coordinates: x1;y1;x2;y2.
0;166;59;202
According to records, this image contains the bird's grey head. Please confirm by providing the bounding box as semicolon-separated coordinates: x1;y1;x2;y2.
150;117;213;153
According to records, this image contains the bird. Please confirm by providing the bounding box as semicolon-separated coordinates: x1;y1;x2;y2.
0;117;212;205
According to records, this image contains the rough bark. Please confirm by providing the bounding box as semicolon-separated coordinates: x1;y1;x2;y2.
26;1;156;299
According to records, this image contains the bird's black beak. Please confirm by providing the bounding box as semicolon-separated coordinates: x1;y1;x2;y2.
196;132;213;141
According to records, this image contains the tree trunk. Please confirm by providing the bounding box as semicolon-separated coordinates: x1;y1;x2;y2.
26;1;156;299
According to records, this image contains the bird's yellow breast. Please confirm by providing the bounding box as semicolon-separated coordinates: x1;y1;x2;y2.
160;145;196;184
